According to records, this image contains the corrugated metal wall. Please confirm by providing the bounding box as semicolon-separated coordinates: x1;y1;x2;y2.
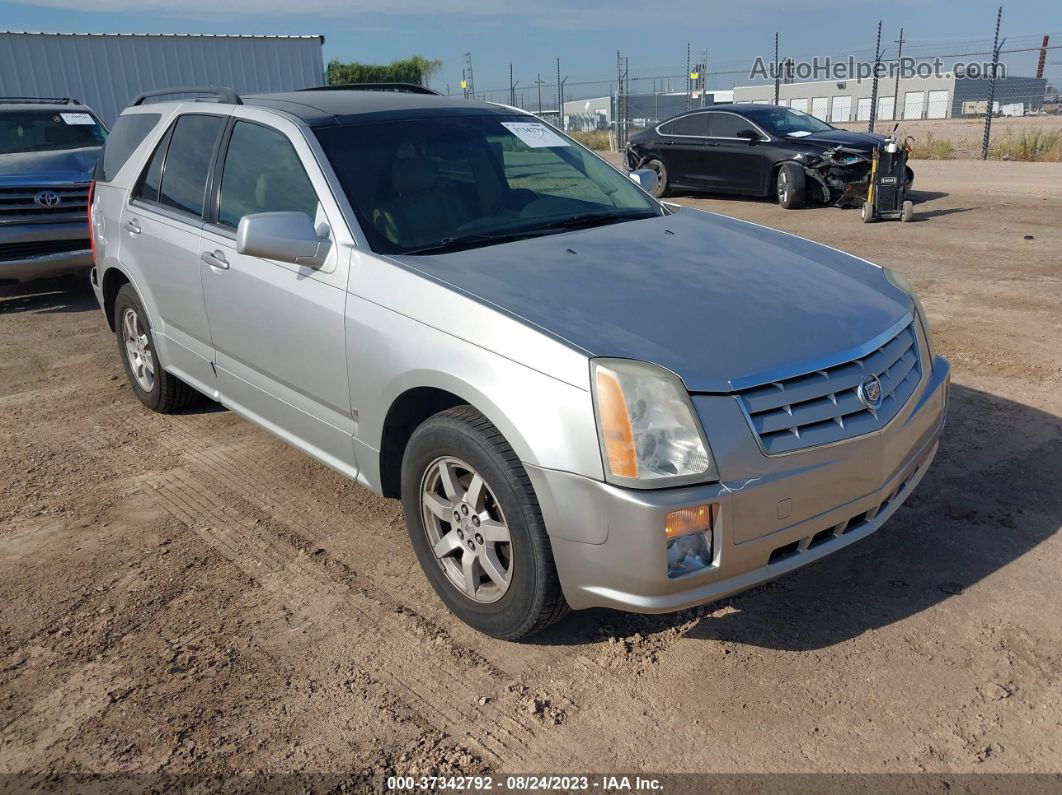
0;32;326;125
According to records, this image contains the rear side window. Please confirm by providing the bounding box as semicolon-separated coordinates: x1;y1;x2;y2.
158;114;224;217
217;121;319;229
708;113;753;138
99;113;160;182
660;114;707;136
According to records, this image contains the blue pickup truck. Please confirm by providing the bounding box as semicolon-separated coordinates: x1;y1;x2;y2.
0;97;106;283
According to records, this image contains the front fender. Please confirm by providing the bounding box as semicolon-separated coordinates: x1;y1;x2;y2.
345;255;605;495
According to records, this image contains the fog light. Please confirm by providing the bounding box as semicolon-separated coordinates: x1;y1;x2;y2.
665;503;716;578
666;532;712;578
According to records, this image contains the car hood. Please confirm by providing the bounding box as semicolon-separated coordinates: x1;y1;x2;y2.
789;129;885;151
391;210;911;393
0;146;99;184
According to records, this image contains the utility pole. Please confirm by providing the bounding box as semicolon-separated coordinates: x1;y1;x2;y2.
556;57;562;123
686;42;692;110
892;28;904;121
982;7;1004;160
536;73;543;114
869;20;882;132
616;51;625;150
463;52;476;100
509;64;519;107
701;48;708;107
773;32;780;105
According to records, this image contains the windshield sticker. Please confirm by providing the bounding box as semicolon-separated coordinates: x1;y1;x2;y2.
500;122;569;148
787;130;813;137
60;112;96;125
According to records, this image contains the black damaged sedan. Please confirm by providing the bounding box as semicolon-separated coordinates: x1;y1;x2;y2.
624;104;913;209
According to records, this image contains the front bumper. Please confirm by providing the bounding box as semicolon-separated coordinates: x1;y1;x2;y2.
529;354;950;612
0;222;91;283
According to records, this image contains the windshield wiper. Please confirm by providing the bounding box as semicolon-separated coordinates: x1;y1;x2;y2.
402;229;547;255
537;210;657;231
401;211;657;256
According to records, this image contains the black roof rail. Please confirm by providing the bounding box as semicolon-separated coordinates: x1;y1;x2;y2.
130;87;243;107
299;83;441;96
0;96;80;105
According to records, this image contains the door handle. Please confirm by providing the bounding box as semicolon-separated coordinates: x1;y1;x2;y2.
705;141;721;147
124;218;141;236
201;250;229;270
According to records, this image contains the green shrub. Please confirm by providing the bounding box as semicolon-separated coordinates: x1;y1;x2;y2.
908;132;954;160
326;56;442;87
567;130;611;151
988;129;1062;162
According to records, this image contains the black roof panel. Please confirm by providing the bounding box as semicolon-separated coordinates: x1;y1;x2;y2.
244;90;515;127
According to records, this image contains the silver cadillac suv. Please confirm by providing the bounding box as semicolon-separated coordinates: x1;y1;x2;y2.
90;86;950;639
1;97;107;282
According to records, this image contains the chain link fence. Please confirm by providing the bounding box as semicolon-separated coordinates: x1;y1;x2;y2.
450;20;1060;161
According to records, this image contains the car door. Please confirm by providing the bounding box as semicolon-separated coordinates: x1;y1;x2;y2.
198;113;357;477
119;112;227;393
653;112;709;188
700;111;768;194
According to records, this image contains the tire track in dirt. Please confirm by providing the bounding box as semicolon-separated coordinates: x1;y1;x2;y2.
75;400;717;770
70;404;558;767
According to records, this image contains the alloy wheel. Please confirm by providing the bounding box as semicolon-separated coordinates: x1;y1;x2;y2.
122;307;155;392
420;456;514;604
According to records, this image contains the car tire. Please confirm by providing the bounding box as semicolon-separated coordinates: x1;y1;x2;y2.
113;284;200;413
644;158;669;198
776;163;806;209
400;405;569;640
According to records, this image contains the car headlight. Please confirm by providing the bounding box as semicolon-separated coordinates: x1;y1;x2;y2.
590;358;718;488
884;267;937;360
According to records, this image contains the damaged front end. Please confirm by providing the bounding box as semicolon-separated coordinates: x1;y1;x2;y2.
800;145;874;208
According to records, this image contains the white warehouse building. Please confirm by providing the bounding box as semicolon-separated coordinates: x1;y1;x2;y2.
732;73;1048;122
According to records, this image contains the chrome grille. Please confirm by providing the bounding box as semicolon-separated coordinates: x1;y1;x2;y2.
0;184;90;222
736;322;922;455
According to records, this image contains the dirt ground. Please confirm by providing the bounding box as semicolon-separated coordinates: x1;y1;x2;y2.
1;157;1060;786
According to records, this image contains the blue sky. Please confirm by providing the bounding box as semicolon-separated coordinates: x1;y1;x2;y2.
2;0;1059;100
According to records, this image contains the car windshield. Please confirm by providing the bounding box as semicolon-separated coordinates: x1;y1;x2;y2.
740;107;834;137
316;114;661;255
0;109;107;155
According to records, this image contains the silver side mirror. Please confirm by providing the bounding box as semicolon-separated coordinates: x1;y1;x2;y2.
236;211;330;266
628;168;659;195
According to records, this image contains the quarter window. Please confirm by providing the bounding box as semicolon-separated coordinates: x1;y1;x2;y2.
99;113;160;182
217;121;319;229
661;113;708;136
157;114;224;218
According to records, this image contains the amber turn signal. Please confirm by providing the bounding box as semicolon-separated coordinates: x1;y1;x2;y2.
594;367;638;479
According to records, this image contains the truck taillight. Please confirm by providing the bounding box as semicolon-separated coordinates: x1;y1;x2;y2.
88;180;96;264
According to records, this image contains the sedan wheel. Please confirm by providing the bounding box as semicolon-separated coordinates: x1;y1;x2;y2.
420;455;513;604
776;162;806;209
